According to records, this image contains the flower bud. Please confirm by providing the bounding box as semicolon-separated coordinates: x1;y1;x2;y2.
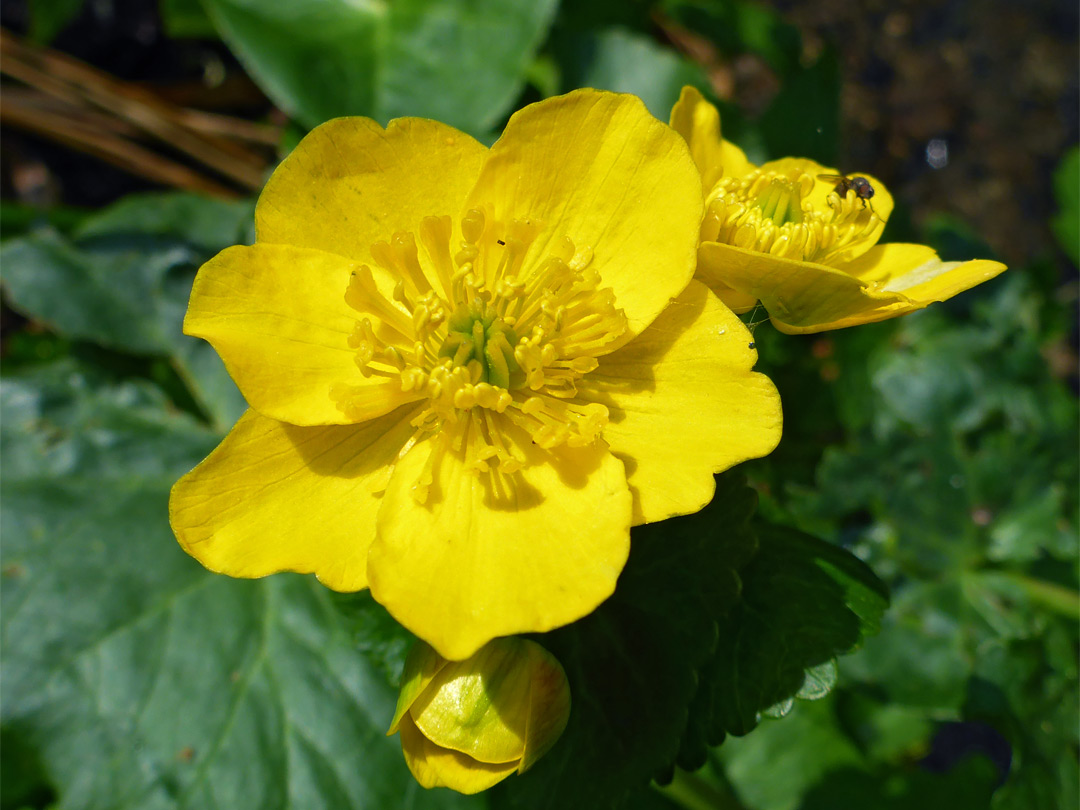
388;637;571;794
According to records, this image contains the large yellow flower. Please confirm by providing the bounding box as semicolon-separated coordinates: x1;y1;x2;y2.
169;89;782;661
670;86;1007;334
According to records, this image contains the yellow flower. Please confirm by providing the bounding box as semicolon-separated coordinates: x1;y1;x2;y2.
168;89;782;660
670;86;1007;334
389;637;570;794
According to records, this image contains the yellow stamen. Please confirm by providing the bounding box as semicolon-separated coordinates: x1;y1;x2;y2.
703;168;884;265
337;210;627;491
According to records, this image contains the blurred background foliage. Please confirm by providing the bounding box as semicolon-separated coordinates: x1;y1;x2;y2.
1;1;1076;809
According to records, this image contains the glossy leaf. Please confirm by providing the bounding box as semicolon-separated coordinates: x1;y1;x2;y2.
491;474;759;809
679;523;889;760
551;27;708;119
0;361;480;810
201;0;559;131
0;193;254;431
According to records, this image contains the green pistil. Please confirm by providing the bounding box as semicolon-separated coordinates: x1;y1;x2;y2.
755;179;803;226
439;301;520;389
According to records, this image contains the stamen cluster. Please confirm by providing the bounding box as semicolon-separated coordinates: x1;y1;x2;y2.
702;168;884;265
330;208;627;501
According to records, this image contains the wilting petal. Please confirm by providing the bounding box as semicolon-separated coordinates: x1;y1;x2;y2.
669;85;754;191
256;116;488;290
398;714;518;794
466;89;702;335
579;280;781;524
170;407;418;591
369;422;632;661
185;243;423;424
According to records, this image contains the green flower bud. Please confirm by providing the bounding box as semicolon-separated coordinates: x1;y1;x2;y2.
388;637;571;794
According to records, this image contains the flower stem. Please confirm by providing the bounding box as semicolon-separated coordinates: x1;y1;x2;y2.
653;768;750;810
999;571;1080;620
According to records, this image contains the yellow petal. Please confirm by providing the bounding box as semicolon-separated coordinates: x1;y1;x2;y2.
255;116;488;291
705;273;760;314
669;85;755;191
368;422;632;661
169;407;417;591
519;641;571;772
698;240;906;334
411;639;532;764
465;89;703;335
185;243;424;425
578;280;781;524
729;242;1008;334
389;641;448;735
398;713;518;794
843;242;1006;303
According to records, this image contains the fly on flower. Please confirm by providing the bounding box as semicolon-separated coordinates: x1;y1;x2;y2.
817;174;876;211
169;89;782;661
669;86;1007;334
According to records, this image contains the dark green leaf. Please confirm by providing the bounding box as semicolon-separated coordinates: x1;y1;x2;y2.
0;361;479;810
201;0;559;132
798;756;999;810
718;694;997;810
686;524;888;749
27;0;83;43
491;474;759;810
964;629;1079;810
159;0;219;39
1051;145;1079;267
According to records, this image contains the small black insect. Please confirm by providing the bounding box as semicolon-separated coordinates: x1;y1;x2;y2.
748;341;756;350
497;239;506;246
818;174;875;211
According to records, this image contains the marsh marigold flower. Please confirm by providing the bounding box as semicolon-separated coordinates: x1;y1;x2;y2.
389;638;570;793
169;89;782;660
670;86;1007;334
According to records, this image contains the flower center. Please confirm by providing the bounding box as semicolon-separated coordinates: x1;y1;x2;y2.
702;168;884;265
331;208;626;501
439;301;520;389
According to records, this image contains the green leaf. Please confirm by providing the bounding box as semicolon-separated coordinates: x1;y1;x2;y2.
966;632;1079;810
841;582;972;711
0;193;254;431
718;699;864;810
160;0;219;39
550;27;709;119
0;361;480;810
797;756;1000;810
27;0;83;43
684;524;889;751
718;695;997;810
201;0;559;132
74;192;255;251
491;474;759;809
1051;145;1079;267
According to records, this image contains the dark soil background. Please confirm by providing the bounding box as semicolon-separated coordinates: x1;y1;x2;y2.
765;0;1078;272
3;0;1077;271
